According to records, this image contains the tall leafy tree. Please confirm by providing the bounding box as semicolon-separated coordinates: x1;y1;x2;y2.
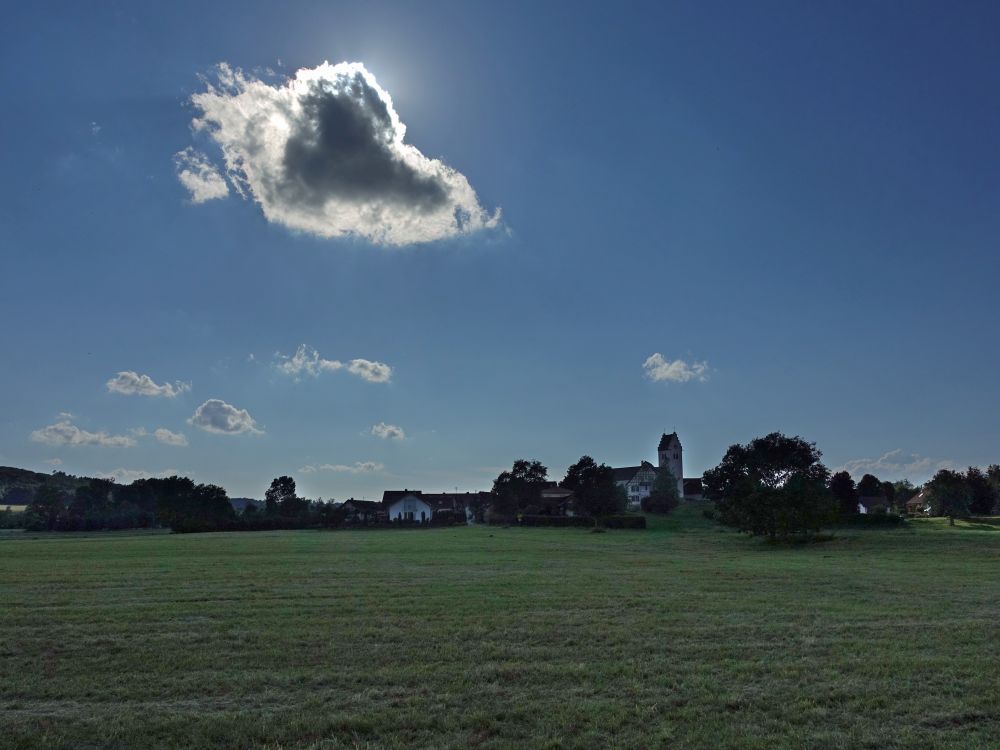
988;465;1000;514
703;432;834;540
265;476;297;517
562;455;622;523
892;480;919;510
829;471;858;518
880;480;896;509
925;469;970;525
964;467;995;516
491;460;547;520
856;473;884;499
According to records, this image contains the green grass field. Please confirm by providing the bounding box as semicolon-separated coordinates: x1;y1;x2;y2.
2;507;998;749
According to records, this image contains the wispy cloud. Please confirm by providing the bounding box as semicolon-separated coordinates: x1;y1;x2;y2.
180;61;499;245
30;420;136;448
154;428;189;447
173;147;229;203
371;422;405;440
299;461;384;474
643;353;709;383
841;450;953;483
188;399;263;435
275;345;392;383
106;371;191;398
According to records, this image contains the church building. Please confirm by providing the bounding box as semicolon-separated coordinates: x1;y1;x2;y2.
612;432;688;510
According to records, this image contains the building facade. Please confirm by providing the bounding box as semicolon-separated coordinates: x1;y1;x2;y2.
613;432;688;509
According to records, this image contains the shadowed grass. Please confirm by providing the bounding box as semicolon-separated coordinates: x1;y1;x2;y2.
1;506;998;749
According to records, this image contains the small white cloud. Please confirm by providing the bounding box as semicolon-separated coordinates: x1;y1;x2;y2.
173;146;230;203
57;411;74;420
841;450;953;483
275;345;344;378
106;371;191;398
371;422;405;440
347;358;392;383
643;353;709;383
188;399;263;435
300;461;384;474
90;122;101;136
182;61;499;245
274;345;392;383
30;420;136;448
154;428;189;447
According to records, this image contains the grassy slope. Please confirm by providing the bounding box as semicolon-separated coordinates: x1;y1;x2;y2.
1;508;998;749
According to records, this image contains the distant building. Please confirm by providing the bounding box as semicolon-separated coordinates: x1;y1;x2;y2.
906;490;931;516
381;490;487;522
613;432;693;509
612;461;659;509
342;499;382;524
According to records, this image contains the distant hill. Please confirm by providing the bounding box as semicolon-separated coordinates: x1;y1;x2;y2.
0;466;91;505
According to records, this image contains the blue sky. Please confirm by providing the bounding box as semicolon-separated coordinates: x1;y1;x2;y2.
2;1;998;498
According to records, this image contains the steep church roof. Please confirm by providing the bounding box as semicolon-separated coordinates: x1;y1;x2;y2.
658;432;681;451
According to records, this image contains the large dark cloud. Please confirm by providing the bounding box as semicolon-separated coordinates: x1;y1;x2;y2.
179;62;499;245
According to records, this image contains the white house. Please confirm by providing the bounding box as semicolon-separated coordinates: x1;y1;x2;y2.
383;490;435;522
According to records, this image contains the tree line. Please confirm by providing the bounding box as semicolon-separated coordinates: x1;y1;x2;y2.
703;432;1000;540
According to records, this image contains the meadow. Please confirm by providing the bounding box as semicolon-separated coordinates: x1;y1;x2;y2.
1;507;998;749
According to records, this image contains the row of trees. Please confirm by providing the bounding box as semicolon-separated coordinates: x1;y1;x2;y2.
921;467;1000;524
703;433;1000;539
18;475;354;533
21;476;235;532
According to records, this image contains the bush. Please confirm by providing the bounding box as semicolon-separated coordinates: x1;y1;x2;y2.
641;492;680;514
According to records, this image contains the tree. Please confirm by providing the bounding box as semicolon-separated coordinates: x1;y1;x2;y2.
856;473;883;499
925;469;970;526
703;433;834;540
24;483;67;530
265;476;297;517
642;466;680;514
561;455;622;523
880;481;896;509
988;465;1000;514
491;460;547;520
892;480;918;511
829;471;858;518
964;467;996;516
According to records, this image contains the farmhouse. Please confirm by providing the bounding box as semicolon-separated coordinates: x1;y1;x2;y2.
906;490;931;516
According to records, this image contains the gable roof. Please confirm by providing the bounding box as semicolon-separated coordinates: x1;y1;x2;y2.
658;432;681;451
382;490;424;505
611;461;658;483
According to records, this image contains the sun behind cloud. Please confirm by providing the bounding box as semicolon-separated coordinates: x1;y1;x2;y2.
177;61;500;246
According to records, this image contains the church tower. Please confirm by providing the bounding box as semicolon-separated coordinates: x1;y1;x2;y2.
657;432;684;497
